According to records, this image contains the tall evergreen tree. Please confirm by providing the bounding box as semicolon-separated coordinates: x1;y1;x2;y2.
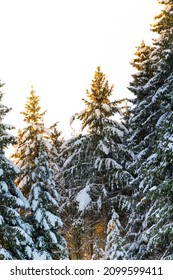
126;0;173;259
28;140;68;259
134;72;173;260
60;67;131;259
0;81;34;259
12;87;48;198
12;87;68;259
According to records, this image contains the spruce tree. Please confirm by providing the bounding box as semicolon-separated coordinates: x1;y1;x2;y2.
125;40;159;259
60;67;131;259
12;87;68;259
136;72;173;260
91;239;105;260
0;81;33;259
126;0;173;259
12;87;48;198
76;66;116;133
105;209;127;260
28;140;68;259
130;40;154;91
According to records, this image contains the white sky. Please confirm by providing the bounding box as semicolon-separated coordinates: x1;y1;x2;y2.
0;0;161;138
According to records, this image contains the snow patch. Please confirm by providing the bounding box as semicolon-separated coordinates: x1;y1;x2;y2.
35;208;42;223
149;186;157;191
25;148;30;155
45;141;52;151
105;158;122;170
0;215;4;225
45;211;63;227
102;103;110;112
0;181;8;192
98;140;109;155
31;200;39;211
32;250;51;260
112;127;124;138
76;185;91;211
49;231;58;244
95;109;101;118
63;153;76;168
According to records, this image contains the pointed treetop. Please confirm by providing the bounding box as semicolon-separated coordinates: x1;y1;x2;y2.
152;0;173;34
131;40;153;71
86;66;114;104
21;86;46;124
74;66;119;134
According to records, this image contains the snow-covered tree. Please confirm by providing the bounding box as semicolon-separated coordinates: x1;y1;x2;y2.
125;40;159;260
12;87;68;259
130;41;154;91
125;0;173;259
75;66;116;133
134;73;173;260
12;87;49;198
91;238;105;260
60;67;131;259
28;140;68;259
0;81;34;259
105;209;127;260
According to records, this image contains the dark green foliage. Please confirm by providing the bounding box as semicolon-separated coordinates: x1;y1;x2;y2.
125;0;173;259
0;81;33;259
28;140;68;259
59;67;131;259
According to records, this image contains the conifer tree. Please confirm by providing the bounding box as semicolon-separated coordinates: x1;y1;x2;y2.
12;87;48;198
126;0;173;259
91;238;105;260
127;41;155;171
28;140;68;259
125;41;159;259
135;72;173;260
105;209;127;260
0;81;34;259
60;67;131;259
130;41;154;88
12;87;68;259
76;66;116;133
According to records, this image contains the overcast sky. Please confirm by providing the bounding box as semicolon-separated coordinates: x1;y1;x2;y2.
0;0;161;138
